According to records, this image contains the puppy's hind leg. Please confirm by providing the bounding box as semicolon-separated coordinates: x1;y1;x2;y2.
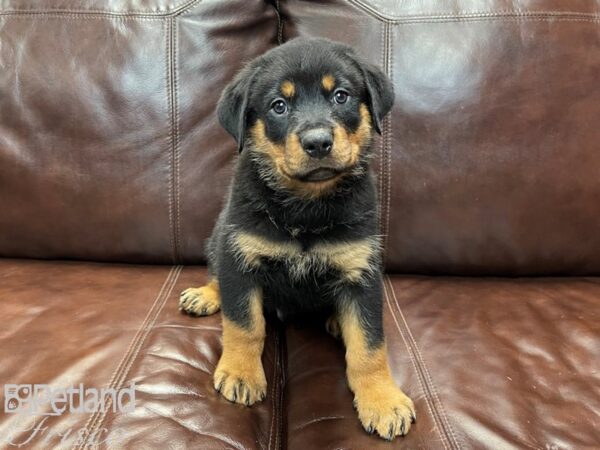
179;278;221;316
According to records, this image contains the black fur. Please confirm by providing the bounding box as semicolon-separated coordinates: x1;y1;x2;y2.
209;38;394;349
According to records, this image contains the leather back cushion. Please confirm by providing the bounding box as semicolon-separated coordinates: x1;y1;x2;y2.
283;0;600;275
0;0;277;263
2;0;600;275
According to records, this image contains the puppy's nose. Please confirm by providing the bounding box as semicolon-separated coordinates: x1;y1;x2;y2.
300;128;333;159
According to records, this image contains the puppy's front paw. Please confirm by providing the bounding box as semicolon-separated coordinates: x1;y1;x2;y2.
213;362;267;406
179;284;220;316
354;386;416;440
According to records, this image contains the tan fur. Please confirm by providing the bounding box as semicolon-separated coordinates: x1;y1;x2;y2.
340;306;415;439
214;288;267;405
332;103;372;167
322;74;336;91
179;278;221;316
232;231;378;283
251;119;285;155
281;80;295;98
233;232;301;268
312;238;378;282
284;131;307;175
250;103;372;198
281;131;343;197
251;120;340;198
350;103;373;157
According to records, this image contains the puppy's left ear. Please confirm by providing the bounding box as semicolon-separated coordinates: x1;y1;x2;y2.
217;65;260;152
360;62;394;134
355;59;394;135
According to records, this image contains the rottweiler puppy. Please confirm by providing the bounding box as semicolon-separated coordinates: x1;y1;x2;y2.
179;37;415;440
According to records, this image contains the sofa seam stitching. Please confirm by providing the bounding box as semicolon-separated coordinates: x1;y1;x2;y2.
71;261;173;450
267;333;275;449
344;1;600;23
166;18;176;263
84;265;183;448
383;22;393;265
173;17;182;262
2;14;599;24
0;0;202;18
382;278;449;449
278;327;287;450
174;0;203;17
0;14;162;20
71;265;178;450
268;330;279;450
385;276;460;449
166;17;181;263
274;0;284;45
275;330;283;450
377;21;385;237
3;4;598;19
386;16;600;24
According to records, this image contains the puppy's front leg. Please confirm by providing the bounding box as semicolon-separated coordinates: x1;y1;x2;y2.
338;282;416;440
214;270;267;406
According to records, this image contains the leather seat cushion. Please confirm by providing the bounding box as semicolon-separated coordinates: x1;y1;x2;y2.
1;259;598;448
0;260;283;449
285;275;600;449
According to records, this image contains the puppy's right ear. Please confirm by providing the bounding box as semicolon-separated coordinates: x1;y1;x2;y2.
217;65;260;153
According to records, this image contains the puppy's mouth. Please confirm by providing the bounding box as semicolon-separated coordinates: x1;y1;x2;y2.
281;164;355;183
296;167;343;182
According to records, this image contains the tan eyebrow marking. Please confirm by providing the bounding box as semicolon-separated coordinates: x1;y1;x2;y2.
280;80;295;98
322;74;335;91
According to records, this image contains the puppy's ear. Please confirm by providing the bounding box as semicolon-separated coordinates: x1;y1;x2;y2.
217;65;260;152
340;45;394;134
359;61;394;134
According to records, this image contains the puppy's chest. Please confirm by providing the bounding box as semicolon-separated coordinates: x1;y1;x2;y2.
230;231;379;283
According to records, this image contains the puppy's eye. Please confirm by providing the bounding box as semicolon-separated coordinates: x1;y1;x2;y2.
333;89;349;104
271;99;288;115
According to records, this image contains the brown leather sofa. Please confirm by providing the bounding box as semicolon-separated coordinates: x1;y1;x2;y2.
1;1;599;449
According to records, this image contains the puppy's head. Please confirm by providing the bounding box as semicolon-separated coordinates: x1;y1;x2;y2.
218;38;394;198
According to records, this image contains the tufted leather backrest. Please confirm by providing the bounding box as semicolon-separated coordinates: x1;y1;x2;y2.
0;0;279;264
283;0;600;275
2;0;600;275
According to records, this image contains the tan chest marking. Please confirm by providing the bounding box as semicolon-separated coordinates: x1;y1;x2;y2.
232;232;379;283
233;232;301;267
312;239;379;282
